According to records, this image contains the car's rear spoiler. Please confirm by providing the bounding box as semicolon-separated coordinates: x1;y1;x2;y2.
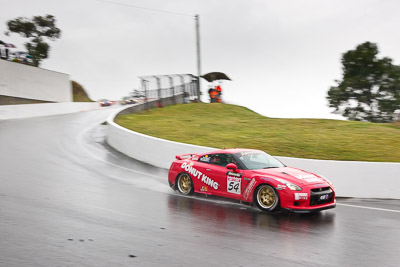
175;153;198;160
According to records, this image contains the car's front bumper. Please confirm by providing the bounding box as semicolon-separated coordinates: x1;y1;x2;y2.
278;185;336;212
282;202;336;213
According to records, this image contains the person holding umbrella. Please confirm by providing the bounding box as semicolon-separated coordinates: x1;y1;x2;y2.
201;72;231;103
208;85;218;103
215;83;223;102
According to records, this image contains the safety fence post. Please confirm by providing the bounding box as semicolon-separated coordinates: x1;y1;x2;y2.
168;76;175;105
141;79;149;110
155;76;162;108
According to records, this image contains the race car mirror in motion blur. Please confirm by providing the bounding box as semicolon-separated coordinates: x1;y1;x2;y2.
168;148;336;213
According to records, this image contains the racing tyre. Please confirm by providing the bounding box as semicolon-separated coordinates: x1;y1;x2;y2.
176;173;193;195
254;184;280;212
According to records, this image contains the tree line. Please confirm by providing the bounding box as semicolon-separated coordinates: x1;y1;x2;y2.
327;42;400;123
5;14;61;67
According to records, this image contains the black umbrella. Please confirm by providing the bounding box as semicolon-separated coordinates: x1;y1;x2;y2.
201;72;231;82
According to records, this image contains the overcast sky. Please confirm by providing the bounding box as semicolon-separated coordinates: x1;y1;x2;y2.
2;0;400;119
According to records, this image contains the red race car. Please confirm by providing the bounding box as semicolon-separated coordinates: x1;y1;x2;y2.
168;149;336;213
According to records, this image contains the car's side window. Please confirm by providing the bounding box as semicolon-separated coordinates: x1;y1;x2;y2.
226;154;236;165
199;154;237;167
209;154;236;167
199;155;212;163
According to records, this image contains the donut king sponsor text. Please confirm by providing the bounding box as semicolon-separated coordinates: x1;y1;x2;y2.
181;162;219;190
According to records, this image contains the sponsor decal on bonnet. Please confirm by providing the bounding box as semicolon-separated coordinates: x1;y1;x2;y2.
305;178;321;183
291;173;322;183
313;183;328;187
294;174;315;179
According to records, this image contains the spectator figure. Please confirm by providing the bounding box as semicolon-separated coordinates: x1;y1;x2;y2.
215;84;222;103
208;86;218;103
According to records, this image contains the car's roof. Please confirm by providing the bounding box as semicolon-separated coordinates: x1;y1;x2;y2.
203;148;261;155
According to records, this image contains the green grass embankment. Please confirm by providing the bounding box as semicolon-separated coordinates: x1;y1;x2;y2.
115;103;400;162
72;81;93;102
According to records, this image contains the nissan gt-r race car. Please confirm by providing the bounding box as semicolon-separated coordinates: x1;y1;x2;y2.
168;149;336;213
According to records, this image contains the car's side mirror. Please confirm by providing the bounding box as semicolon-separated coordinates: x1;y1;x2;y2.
226;163;237;172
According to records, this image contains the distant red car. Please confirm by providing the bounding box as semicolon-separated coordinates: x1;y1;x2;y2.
99;99;113;107
168;149;336;213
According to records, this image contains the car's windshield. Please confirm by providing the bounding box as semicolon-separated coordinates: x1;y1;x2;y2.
235;151;285;170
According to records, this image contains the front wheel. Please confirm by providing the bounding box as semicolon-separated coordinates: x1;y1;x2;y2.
254;184;280;212
176;173;193;195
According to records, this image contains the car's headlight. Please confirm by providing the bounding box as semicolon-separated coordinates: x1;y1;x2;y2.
274;178;302;191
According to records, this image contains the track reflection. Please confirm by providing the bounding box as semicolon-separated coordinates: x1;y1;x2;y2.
167;193;335;234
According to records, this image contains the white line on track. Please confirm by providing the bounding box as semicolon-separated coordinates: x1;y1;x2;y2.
337;203;400;213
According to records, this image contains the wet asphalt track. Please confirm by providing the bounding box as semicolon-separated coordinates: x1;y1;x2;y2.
0;109;399;267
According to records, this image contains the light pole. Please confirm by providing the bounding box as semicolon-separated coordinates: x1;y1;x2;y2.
195;14;202;101
97;1;202;101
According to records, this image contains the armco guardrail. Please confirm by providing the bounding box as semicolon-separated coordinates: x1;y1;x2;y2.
0;102;101;120
107;102;400;199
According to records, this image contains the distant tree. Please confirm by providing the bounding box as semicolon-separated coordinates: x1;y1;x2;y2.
327;42;400;122
5;14;61;67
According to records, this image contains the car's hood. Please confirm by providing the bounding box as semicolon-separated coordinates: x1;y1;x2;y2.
252;167;327;186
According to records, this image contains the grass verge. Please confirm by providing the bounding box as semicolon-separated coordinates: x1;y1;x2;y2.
115;103;400;162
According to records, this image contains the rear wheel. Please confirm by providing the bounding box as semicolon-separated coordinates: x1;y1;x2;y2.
176;173;193;195
254;184;279;212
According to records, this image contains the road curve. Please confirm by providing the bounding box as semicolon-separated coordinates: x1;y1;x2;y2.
0;110;399;267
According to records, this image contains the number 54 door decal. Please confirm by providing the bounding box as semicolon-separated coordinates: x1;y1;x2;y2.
227;171;242;195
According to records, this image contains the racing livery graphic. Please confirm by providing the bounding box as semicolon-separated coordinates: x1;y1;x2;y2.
168;149;336;213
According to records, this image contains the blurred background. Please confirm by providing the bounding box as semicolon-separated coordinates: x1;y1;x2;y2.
1;0;400;119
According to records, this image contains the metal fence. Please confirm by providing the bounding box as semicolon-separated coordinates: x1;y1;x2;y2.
135;74;199;103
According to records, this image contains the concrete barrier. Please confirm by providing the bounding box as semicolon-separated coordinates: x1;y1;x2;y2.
0;102;101;120
0;59;71;102
108;115;215;169
107;103;400;199
275;156;399;199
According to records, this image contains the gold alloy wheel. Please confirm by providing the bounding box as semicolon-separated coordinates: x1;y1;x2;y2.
257;185;277;209
178;174;192;194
